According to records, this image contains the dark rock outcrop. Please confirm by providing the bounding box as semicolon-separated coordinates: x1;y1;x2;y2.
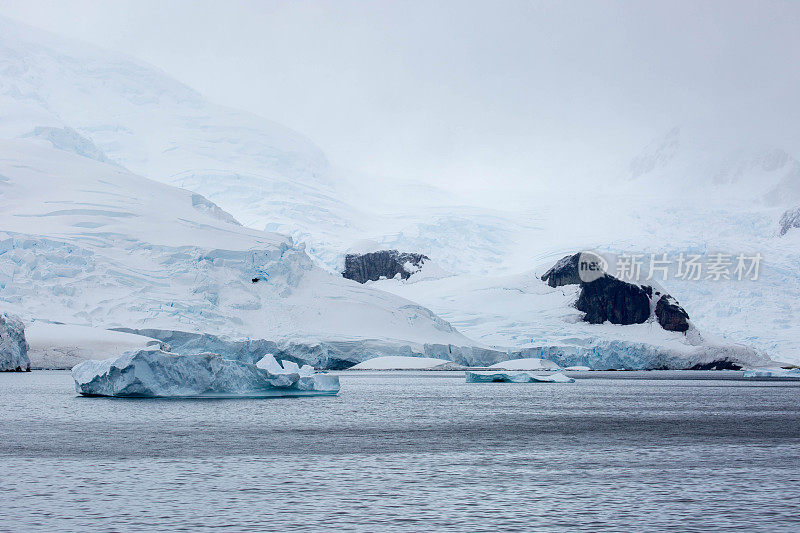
541;253;581;287
655;295;690;332
779;207;800;236
575;275;651;325
541;253;692;333
688;360;743;370
343;250;429;284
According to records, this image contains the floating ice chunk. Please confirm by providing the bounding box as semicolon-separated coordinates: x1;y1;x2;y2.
465;371;575;383
72;348;339;397
488;358;560;371
280;359;301;374
565;366;592;371
255;354;284;374
255;355;314;376
742;368;800;379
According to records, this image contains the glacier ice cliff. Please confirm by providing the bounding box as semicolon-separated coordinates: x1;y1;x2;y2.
0;312;29;372
110;328;505;370
742;368;800;379
71;349;339;398
109;327;770;371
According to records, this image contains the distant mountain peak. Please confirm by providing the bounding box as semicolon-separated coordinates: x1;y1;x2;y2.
628;124;800;205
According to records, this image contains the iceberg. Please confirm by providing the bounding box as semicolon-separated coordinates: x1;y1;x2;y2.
742;368;800;379
71;348;339;398
0;312;29;372
465;371;575;383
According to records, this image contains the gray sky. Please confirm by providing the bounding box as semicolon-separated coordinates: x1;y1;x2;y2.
1;0;799;191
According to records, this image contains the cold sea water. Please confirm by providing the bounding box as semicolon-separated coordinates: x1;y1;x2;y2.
1;370;799;532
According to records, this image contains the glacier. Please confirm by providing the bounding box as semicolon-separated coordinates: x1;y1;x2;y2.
0;312;29;372
0;141;489;368
0;142;777;370
465;371;575;383
0;15;797;369
370;269;773;370
71;349;339;398
742;368;800;380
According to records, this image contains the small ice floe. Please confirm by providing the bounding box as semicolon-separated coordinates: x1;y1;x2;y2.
742;368;800;379
71;348;339;397
487;358;560;371
565;366;592;371
465;371;575;383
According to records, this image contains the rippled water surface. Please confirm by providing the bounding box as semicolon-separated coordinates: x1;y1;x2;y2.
1;371;799;532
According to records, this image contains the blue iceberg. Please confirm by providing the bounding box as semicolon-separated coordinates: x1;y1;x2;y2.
71;349;339;397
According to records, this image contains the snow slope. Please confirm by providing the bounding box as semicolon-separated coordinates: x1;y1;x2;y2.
370;265;770;370
1;16;797;366
0;140;478;368
363;129;800;365
627;125;800;206
0;15;543;276
0;15;362;264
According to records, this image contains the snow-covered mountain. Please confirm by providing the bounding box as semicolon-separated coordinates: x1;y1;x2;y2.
627;125;800;205
0;140;481;367
0;15;543;275
0;15;364;263
1;15;798;366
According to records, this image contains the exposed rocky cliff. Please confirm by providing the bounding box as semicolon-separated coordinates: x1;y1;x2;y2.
541;253;582;287
343;250;429;284
655;295;690;332
543;253;691;332
779;207;800;236
575;275;652;325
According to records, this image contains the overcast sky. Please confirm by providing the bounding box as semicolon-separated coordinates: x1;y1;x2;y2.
1;0;798;190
